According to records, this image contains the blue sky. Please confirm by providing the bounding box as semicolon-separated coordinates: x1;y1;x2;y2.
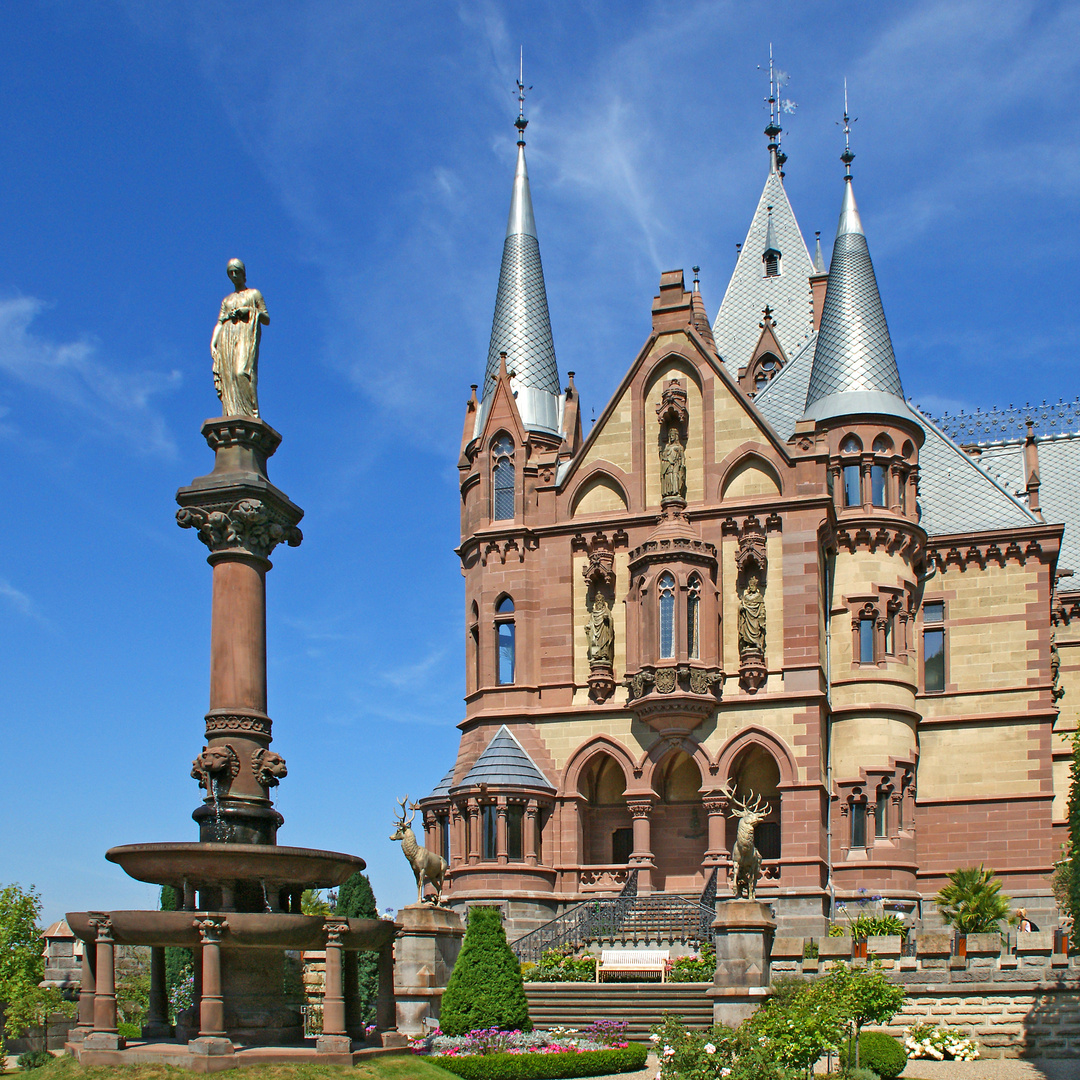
2;0;1078;925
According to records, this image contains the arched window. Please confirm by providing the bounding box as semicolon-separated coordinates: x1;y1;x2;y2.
871;465;887;507
850;798;867;848
687;576;701;659
658;573;676;659
753;354;781;392
492;435;515;521
496;596;515;685
469;602;480;692
840;435;862;508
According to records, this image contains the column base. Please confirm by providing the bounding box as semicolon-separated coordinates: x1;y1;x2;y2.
379;1031;409;1049
141;1021;173;1040
188;1037;234;1056
83;1033;126;1051
316;1035;353;1054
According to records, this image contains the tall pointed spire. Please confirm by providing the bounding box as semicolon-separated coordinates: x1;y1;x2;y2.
478;55;562;437
803;88;905;422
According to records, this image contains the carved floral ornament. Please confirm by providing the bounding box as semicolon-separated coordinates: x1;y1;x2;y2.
177;498;302;559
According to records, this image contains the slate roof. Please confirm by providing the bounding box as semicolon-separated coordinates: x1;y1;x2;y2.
929;400;1079;567
454;725;555;791
712;162;815;375
804;178;906;422
477;132;563;438
427;765;456;801
753;337;1038;538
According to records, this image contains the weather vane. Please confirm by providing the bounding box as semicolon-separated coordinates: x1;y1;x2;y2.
515;47;532;143
758;44;796;168
839;77;857;178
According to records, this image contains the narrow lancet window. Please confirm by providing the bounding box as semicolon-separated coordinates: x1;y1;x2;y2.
659;573;676;659
687;576;701;660
492;435;515;521
496;596;515;685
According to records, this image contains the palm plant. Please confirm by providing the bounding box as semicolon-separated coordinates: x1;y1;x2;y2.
933;865;1012;934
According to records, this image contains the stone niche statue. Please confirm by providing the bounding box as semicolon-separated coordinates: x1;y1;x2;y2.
586;595;615;665
738;574;766;655
659;426;686;499
211;258;270;418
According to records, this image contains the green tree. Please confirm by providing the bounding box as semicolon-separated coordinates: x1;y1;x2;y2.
933;865;1012;935
301;890;332;916
745;977;845;1078
334;873;379;1027
440;906;531;1035
819;960;906;1069
0;884;68;1060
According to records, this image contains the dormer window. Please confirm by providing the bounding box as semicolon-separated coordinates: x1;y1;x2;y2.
764;252;779;277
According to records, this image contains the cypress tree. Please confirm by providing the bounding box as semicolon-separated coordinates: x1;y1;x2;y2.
439;906;531;1035
333;872;379;1026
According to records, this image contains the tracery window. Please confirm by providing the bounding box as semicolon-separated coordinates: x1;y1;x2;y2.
492;435;515;521
687;576;701;659
658;573;676;659
496;596;515;685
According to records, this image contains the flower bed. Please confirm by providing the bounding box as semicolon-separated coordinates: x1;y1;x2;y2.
903;1023;980;1061
420;1025;647;1079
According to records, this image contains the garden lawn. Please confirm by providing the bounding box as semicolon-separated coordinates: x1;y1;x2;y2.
12;1058;459;1080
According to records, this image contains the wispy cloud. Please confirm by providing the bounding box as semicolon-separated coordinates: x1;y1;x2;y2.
0;297;181;456
380;648;449;691
0;579;49;627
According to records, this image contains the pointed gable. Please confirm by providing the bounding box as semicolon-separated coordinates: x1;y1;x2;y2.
712;164;815;375
455;725;555;791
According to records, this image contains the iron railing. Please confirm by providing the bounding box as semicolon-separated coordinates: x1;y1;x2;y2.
512;889;716;965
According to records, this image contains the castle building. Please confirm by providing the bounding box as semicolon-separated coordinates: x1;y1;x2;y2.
419;97;1074;939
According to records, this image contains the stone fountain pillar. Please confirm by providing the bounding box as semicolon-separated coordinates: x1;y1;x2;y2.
176;417;302;851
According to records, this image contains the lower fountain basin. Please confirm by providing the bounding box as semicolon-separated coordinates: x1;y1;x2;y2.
67;909;397;951
107;842;365;893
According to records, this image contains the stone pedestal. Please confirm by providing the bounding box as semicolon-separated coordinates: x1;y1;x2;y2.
708;899;775;1028
393;905;465;1036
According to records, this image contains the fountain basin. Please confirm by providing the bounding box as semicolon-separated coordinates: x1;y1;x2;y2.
67;910;397;951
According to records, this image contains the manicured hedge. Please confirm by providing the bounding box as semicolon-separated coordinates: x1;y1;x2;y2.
841;1031;907;1080
433;1044;648;1079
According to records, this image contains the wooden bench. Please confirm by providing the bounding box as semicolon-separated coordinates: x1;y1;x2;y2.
596;948;669;982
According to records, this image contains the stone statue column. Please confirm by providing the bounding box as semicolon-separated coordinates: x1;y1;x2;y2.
71;943;96;1041
467;803;481;864
177;419;302;845
627;800;655;892
318;920;351;1054
85;915;121;1050
195;917;228;1042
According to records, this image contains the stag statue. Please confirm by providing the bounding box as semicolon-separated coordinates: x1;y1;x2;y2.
720;785;768;900
390;796;447;905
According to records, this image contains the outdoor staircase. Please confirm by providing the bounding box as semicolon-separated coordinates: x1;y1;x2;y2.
511;877;716;964
524;982;713;1038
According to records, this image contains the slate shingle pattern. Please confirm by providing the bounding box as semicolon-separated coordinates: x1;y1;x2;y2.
455;725;555;791
712;167;814;375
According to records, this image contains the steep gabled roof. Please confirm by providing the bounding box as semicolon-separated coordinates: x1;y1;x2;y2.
752;332;817;438
454;725;555;791
712;162;815;376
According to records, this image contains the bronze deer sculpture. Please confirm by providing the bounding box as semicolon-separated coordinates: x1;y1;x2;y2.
390;796;447;905
719;784;768;900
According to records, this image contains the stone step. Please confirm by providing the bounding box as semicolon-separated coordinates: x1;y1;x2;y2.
525;983;713;1038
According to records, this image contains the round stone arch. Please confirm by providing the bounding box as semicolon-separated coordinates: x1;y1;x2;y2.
562;735;639;799
713;726;797;789
716;443;785;501
638;735;714;798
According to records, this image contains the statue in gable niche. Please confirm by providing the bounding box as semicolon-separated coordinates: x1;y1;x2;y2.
211;258;270;418
659;426;686;499
738;574;766;654
586;595;615;665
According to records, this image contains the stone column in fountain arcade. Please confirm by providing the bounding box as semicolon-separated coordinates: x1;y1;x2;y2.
176;415;303;855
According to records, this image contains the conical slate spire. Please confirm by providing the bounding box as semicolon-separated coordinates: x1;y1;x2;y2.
478;110;562;436
813;233;826;273
803;177;905;422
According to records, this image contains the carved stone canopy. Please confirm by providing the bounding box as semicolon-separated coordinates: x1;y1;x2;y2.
656;378;689;431
582;547;615;590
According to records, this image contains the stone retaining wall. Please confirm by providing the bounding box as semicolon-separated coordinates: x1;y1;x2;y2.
769;932;1080;1058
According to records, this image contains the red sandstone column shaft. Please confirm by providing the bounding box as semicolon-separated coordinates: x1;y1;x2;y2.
376;944;396;1034
76;945;96;1033
496;803;508;864
628;801;654;891
704;796;728;862
323;925;347;1036
89;917;117;1034
144;947;168;1035
209;554;267;715
197;922;226;1038
525;802;539;865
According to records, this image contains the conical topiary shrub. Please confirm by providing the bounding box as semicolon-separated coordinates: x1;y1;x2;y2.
439;905;531;1035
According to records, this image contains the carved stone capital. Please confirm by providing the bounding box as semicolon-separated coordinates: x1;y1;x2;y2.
177;497;303;560
627;800;653;819
702;795;729;815
324;919;350;946
88;913;114;941
194;916;228;944
202;417;281;457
